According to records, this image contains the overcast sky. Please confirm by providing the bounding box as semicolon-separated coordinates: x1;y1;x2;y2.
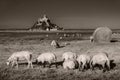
0;0;120;29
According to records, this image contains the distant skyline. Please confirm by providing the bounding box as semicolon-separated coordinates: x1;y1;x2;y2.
0;0;120;29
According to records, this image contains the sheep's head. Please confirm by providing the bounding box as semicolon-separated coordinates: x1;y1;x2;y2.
35;59;42;65
6;61;11;66
6;57;15;66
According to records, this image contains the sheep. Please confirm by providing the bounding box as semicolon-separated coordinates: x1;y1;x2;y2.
51;40;60;48
90;36;94;42
90;52;110;72
62;52;77;61
6;51;33;69
63;59;78;70
36;52;57;68
77;54;91;71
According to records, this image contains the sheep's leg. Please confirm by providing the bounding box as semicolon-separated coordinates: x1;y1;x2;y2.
79;64;81;71
30;61;33;68
43;64;45;68
90;61;94;70
11;61;15;68
27;61;31;69
56;63;58;68
106;64;110;71
82;64;85;71
28;62;33;69
90;64;93;70
79;62;82;71
102;64;106;72
106;60;110;71
27;59;33;69
43;62;46;68
27;63;30;69
99;66;102;70
30;54;33;68
92;65;95;70
90;64;94;71
84;64;88;70
28;59;33;68
14;61;18;69
90;62;95;71
49;63;52;68
16;62;18;69
99;65;103;70
86;63;89;70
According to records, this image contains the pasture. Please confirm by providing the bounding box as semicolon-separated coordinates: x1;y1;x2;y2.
0;31;120;80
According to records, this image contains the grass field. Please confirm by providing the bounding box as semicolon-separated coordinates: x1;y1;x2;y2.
0;32;120;80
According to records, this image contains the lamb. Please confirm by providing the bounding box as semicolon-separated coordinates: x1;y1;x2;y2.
62;52;77;61
6;51;33;69
36;52;57;68
77;54;91;71
63;59;78;70
90;52;110;72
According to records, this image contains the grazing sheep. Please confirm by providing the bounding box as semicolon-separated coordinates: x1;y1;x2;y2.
90;52;110;72
62;52;77;61
36;52;57;68
51;40;60;48
92;27;112;43
77;54;91;71
63;59;78;70
6;51;33;69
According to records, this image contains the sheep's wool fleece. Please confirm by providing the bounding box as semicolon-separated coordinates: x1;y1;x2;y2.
63;60;76;69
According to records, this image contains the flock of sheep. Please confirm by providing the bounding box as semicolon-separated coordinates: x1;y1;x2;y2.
6;50;110;72
6;27;113;72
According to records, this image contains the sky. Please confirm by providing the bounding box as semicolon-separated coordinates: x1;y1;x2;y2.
0;0;120;29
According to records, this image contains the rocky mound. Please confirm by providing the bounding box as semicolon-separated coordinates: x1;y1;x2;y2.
29;15;63;31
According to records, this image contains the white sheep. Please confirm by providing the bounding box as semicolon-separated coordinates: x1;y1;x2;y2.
62;52;77;61
63;59;78;70
6;51;33;69
90;52;110;72
90;36;94;42
77;54;91;71
36;52;57;68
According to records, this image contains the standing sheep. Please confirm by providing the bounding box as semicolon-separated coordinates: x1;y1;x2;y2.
6;51;33;69
90;36;94;42
77;54;91;71
36;52;57;68
90;52;110;72
62;52;77;61
63;59;78;70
